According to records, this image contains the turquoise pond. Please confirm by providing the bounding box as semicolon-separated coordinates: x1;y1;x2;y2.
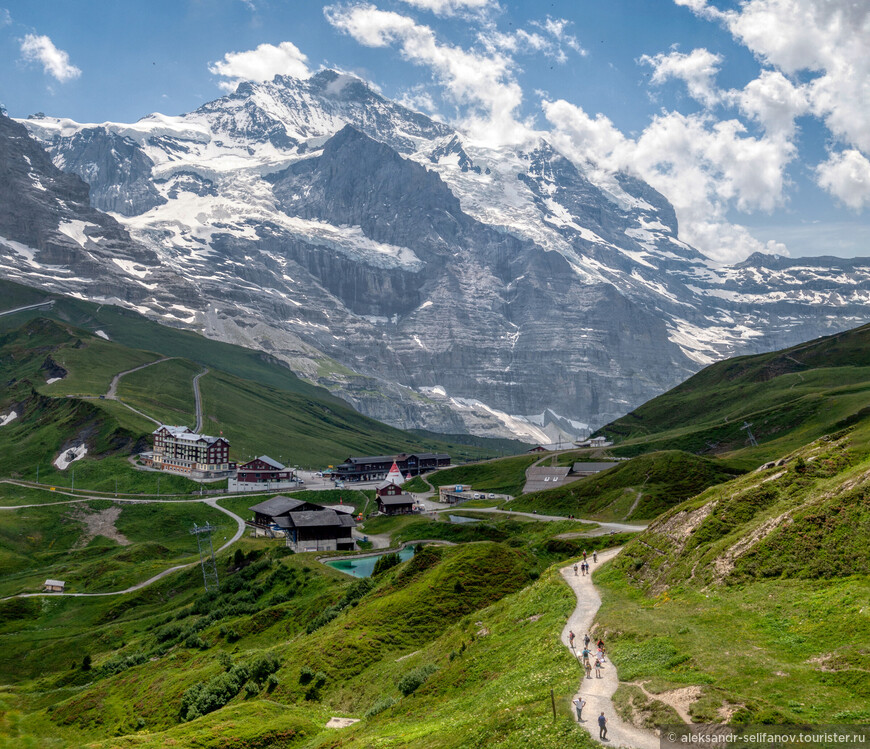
326;547;415;577
448;514;481;524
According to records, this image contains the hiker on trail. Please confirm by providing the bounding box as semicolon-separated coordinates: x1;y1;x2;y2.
574;563;578;576
584;633;591;648
581;647;590;662
597;638;605;651
595;657;602;678
569;630;576;648
599;712;608;739
573;696;587;721
583;550;587;561
585;660;592;679
597;647;606;663
593;550;597;563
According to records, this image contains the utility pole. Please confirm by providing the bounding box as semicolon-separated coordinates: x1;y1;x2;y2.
190;522;220;592
741;421;758;447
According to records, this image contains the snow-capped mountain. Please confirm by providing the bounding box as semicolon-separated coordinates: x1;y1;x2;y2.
5;70;870;441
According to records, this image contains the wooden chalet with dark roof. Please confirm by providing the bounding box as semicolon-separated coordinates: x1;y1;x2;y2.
236;456;294;485
334;452;449;482
247;496;356;552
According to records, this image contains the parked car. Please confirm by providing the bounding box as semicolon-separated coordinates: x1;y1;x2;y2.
487;493;496;499
473;493;482;499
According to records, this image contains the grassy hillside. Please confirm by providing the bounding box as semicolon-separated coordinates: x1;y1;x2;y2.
0;315;521;495
591;428;870;726
598;323;870;465
505;451;745;521
421;453;542;497
0;534;599;748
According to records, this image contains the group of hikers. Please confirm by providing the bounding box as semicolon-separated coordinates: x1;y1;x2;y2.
569;550;609;741
573;549;597;577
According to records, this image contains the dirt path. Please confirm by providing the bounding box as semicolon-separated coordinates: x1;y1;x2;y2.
560;551;659;749
453;506;647;535
192;368;208;432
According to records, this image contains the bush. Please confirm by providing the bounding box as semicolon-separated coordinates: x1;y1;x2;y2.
266;673;279;691
244;681;260;697
397;663;437;696
156;623;183;643
81;654;91;671
299;666;315;685
372;552;401;576
249;653;280;682
180;663;250;721
364;696;396;718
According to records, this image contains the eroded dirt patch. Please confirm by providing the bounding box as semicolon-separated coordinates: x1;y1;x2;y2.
68;504;131;548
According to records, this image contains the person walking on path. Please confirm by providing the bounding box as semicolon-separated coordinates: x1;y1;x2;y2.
574;563;578;576
573;696;587;721
584;633;590;648
583;550;587;561
569;630;576;648
585;659;593;679
599;712;608;740
593;550;597;563
595;657;602;678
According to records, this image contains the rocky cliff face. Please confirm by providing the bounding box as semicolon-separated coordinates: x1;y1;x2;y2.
4;71;870;441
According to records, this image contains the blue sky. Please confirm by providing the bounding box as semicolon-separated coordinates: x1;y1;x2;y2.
1;0;868;262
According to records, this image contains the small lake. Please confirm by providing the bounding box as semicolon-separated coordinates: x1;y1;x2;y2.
448;514;481;524
325;547;414;578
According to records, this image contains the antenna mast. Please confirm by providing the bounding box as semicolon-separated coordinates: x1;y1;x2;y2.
190;522;220;592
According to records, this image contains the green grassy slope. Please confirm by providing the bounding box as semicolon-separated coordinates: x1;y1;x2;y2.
0;316;521;494
505;451;745;521
0;538;598;748
421;453;542;497
592;428;870;726
596;323;870;466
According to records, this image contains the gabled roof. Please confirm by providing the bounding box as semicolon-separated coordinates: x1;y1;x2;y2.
242;455;285;470
285;510;343;528
44;579;65;587
526;466;571;478
377;494;414;505
249;495;308;517
572;462;619;474
377;479;403;491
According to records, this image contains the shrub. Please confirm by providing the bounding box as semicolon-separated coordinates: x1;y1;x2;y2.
249;653;280;682
156;623;182;643
397;663;437;696
266;673;279;691
244;681;260;697
364;696;396;718
299;666;315;685
372;552;401;576
180;663;250;721
81;655;91;671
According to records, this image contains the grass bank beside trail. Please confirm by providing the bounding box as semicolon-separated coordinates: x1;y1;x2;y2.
423;454;541;497
594;565;870;725
506;451;744;521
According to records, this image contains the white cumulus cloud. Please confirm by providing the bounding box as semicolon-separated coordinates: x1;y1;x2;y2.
19;34;81;83
817;150;870;211
544;99;795;262
209;41;310;92
640;47;723;107
325;3;531;145
397;0;496;17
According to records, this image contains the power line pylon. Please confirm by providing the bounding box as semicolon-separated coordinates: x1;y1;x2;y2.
740;421;758;447
190;522;220;592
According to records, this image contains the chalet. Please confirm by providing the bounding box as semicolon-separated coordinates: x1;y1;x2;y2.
572;462;619;476
248;495;321;531
334;452;449;482
228;456;297;492
280;511;356;553
523;465;573;493
142;425;235;478
247;496;356;552
43;579;65;593
376;479;405;498
527;445;549;453
376;494;415;515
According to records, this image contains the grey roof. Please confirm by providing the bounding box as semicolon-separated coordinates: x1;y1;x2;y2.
286;510;343;528
378;494;414;505
251;455;285;470
44;579;65;587
572;462;619;474
377;479;403;490
345;455;397;464
526;466;571;478
249;495;307;517
338;514;357;527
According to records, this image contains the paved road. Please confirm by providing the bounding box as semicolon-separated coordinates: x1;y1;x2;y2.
0;300;54;317
1;497;246;600
192;368;208;432
435;506;648;536
106;357;172;399
560;551;658;749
